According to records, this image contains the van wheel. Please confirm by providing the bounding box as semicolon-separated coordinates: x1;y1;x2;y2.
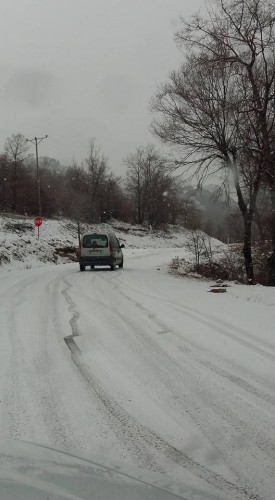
80;265;85;272
90;265;94;270
119;259;123;268
110;264;116;271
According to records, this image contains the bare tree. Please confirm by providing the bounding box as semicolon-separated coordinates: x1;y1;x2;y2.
125;145;180;227
85;139;109;222
152;53;261;282
0;154;10;211
186;230;209;272
125;147;147;224
61;143;125;223
101;172;126;221
152;0;275;284
179;0;275;284
4;133;32;212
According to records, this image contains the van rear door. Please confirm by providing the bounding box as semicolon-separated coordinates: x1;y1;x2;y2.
81;234;110;258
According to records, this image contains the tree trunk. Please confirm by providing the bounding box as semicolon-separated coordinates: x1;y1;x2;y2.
12;161;17;212
232;159;256;285
243;213;255;285
254;207;266;243
267;185;275;286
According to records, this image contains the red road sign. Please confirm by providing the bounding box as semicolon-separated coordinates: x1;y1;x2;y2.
34;216;42;227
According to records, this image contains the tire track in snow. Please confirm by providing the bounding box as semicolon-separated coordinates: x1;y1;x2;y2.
31;275;82;448
2;275;45;440
61;279;80;337
103;276;275;408
172;303;275;362
44;270;123;453
198;359;275;407
65;336;254;500
2;270;83;448
111;277;275;440
101;283;275;484
62;275;260;500
110;276;275;411
96;273;274;499
61;277;162;472
114;277;275;362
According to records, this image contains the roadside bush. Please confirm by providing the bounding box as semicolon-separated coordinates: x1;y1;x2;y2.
171;233;274;285
253;242;272;286
217;249;246;282
171;252;245;282
0;253;10;265
196;261;231;281
170;232;246;282
4;221;34;233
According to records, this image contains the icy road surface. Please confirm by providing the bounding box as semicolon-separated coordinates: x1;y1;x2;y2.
0;248;275;500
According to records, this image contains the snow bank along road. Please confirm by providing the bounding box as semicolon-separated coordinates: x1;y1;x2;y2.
0;248;274;500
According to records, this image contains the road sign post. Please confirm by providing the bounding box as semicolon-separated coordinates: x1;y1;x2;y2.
34;216;42;239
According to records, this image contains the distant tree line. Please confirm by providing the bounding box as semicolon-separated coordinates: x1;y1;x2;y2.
0;134;196;229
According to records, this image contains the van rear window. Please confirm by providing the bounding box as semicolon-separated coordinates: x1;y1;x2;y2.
82;235;108;248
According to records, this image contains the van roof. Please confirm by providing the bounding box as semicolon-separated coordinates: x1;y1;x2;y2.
81;231;117;237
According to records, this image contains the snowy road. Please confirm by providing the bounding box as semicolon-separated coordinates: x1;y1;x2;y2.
0;249;275;500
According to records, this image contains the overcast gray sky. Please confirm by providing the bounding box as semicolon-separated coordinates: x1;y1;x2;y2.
0;0;205;175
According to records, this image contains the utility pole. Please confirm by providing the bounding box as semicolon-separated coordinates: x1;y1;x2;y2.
26;135;48;238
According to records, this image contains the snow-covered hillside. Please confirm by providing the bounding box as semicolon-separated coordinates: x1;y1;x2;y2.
0;213;224;270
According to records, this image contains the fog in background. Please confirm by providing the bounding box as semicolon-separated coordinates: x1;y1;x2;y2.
0;0;205;174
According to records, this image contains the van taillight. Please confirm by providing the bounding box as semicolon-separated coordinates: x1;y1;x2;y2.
109;240;113;254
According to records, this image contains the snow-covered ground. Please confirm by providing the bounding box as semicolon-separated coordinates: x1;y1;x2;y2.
0;215;275;500
0;214;209;269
